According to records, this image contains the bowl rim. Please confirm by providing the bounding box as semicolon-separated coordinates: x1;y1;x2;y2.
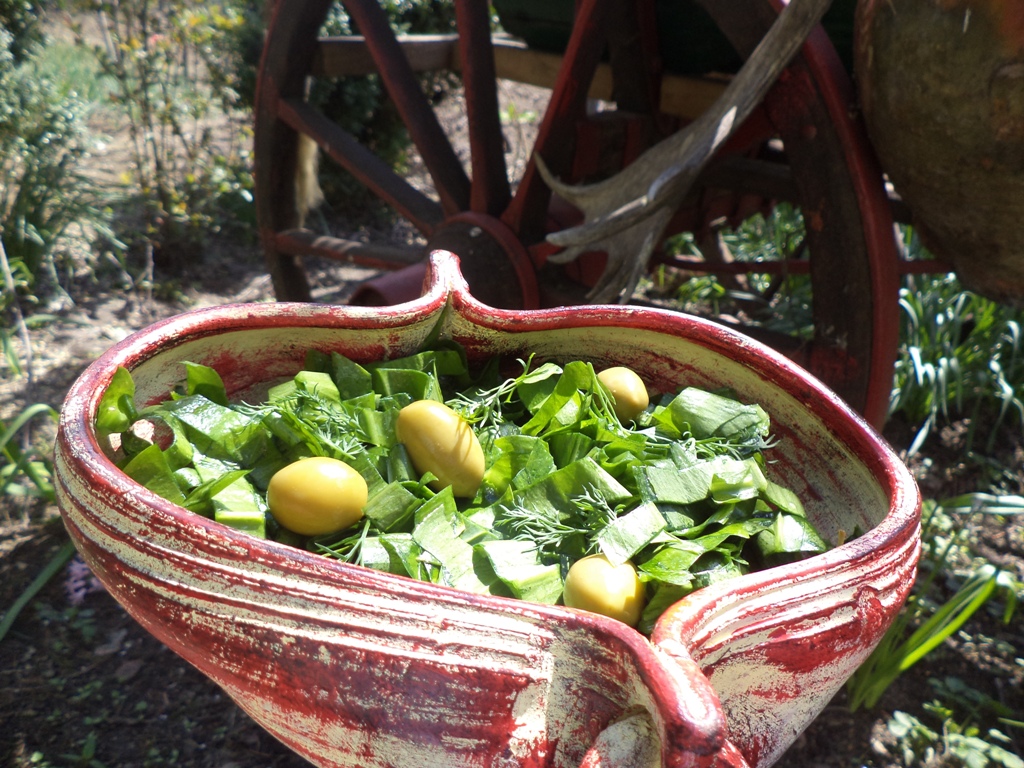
57;250;921;633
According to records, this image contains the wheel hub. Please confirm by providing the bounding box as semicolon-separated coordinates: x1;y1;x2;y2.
424;212;539;310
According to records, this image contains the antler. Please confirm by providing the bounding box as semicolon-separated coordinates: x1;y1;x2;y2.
538;0;834;303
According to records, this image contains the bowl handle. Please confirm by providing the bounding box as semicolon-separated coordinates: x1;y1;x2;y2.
575;641;753;768
578;637;750;768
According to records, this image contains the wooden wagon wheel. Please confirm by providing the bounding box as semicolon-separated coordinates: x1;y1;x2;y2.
254;0;899;427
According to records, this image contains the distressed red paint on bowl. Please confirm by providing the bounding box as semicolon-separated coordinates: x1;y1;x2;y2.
55;252;920;768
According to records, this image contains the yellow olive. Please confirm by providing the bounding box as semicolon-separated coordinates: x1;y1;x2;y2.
597;366;650;423
562;554;645;627
267;457;367;536
395;399;485;498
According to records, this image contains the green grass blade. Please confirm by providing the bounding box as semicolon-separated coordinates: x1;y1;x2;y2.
0;402;58;449
0;403;59;499
0;539;76;644
941;494;1024;516
898;570;998;670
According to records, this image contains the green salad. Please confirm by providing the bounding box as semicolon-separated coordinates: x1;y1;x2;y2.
96;343;829;633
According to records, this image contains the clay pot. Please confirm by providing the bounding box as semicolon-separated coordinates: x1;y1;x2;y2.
855;0;1024;305
55;252;920;768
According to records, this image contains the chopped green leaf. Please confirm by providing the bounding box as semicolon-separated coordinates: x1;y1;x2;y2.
95;366;137;436
762;479;806;516
121;443;186;506
637;540;705;585
364;480;420;532
413;488;492;593
661;387;769;442
379;532;424;578
330;352;373;399
294;370;341;404
597;502;666;566
100;344;829;636
755;512;828;567
477;539;563;604
183;362;228;406
635;463;713;505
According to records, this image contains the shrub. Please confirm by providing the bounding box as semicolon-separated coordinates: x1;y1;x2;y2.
845;495;1021;712
0;24;107;315
0;402;57;506
0;0;42;61
314;1;458;210
890;265;1024;457
67;1;256;267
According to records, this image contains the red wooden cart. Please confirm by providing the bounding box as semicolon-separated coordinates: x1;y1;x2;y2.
252;0;940;429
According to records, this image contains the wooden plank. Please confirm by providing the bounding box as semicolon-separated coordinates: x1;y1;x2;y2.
313;33;460;77
699;155;798;201
491;40;728;121
313;34;726;121
657;75;729;122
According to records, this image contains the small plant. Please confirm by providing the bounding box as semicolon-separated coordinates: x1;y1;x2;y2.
0;539;75;645
0;0;44;61
500;98;538;173
889;236;1024;457
60;730;106;768
656;203;814;339
0;402;58;505
305;1;459;214
845;494;1021;712
884;692;1023;768
218;0;460;219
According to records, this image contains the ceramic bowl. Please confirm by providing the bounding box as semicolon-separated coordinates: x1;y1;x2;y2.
55;252;920;768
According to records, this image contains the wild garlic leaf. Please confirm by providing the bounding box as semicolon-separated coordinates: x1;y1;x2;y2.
658;386;770;443
597;502;667;566
121;443;187;506
95;366;137;436
477;539;562;603
182;361;229;406
104;345;831;635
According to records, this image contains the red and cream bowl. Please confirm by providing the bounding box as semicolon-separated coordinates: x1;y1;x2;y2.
55;251;920;768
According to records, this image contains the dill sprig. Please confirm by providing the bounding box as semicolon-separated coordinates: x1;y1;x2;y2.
447;355;536;429
587;367;627;431
241;390;366;460
495;485;620;559
692;432;775;461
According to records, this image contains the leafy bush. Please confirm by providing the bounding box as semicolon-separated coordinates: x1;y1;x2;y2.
223;0;458;214
0;25;108;314
657;203;813;339
0;402;58;505
311;1;459;211
885;700;1023;768
67;1;255;266
0;0;42;61
659;215;1024;460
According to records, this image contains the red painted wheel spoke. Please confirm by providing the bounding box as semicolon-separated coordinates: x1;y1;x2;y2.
501;0;608;242
342;0;471;215
455;0;511;215
279;98;444;234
